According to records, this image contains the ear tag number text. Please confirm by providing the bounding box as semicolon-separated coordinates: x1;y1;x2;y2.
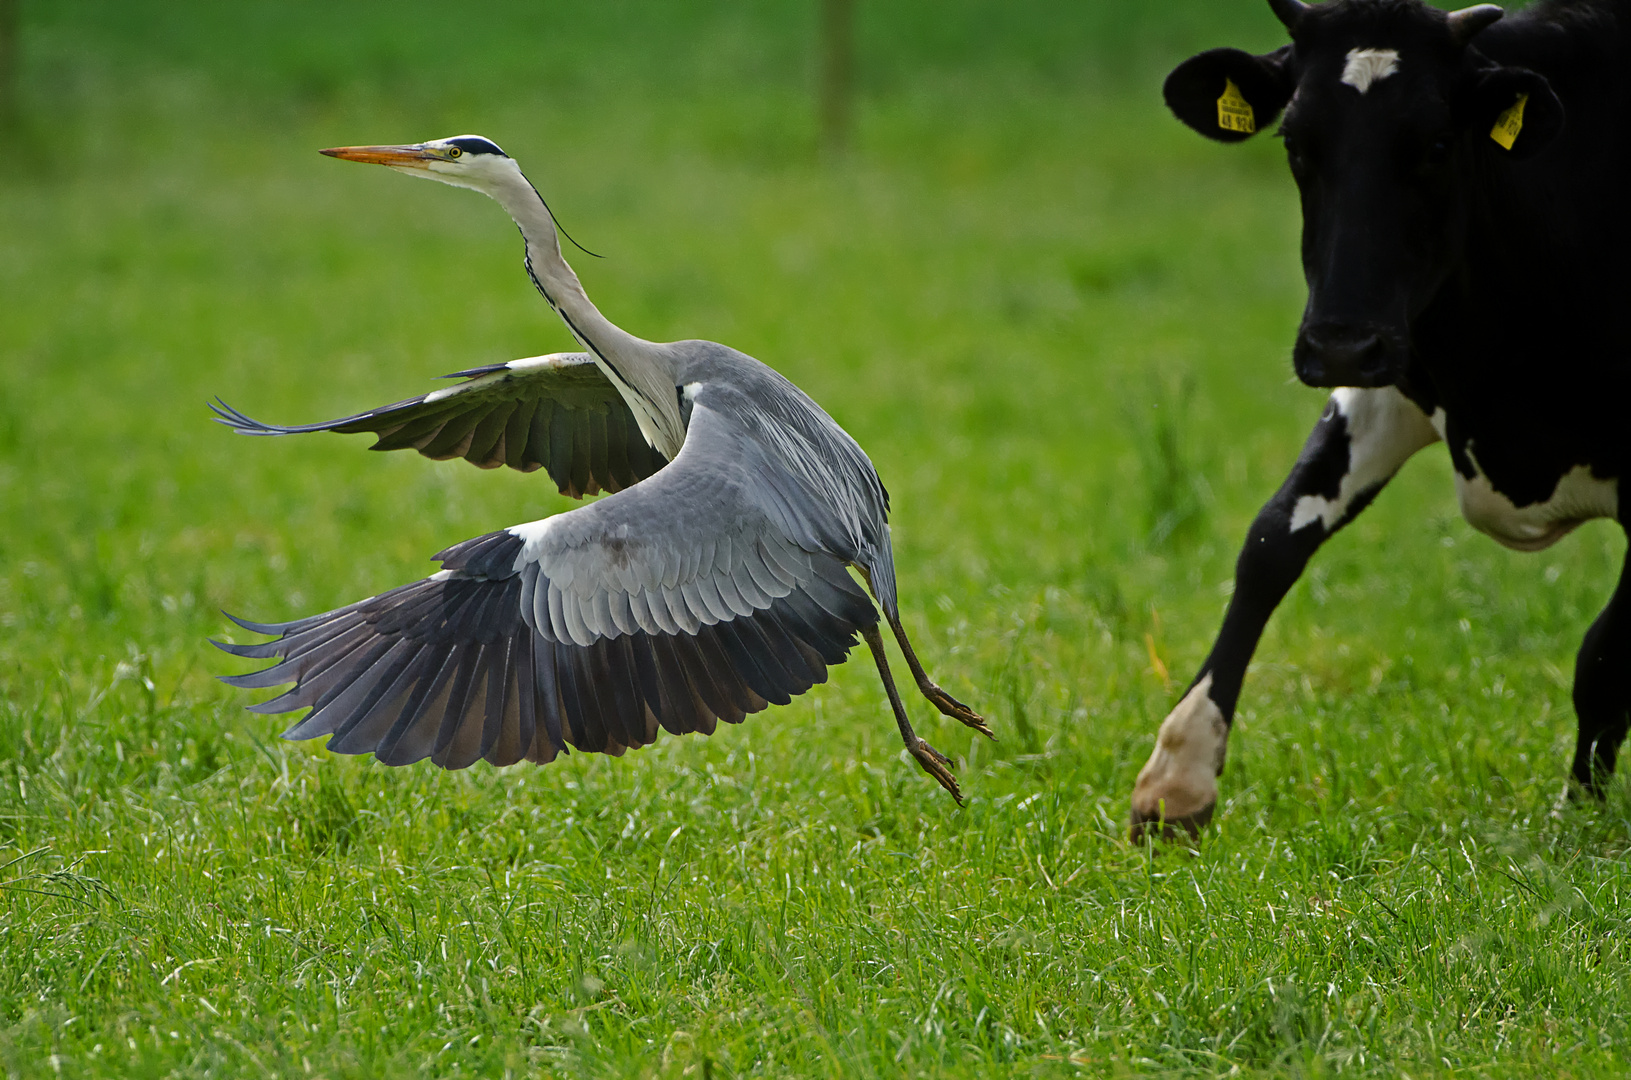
1217;78;1256;134
1490;92;1528;150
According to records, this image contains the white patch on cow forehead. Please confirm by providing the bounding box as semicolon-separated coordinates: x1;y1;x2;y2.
1341;48;1401;94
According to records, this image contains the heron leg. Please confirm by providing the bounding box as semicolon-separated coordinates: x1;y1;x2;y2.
886;616;994;740
863;625;961;804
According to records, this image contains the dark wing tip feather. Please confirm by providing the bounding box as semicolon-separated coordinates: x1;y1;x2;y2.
219;666;297;690
209;398;286;436
210;637;287;660
221;610;294;636
440;363;510;380
209;394;423;439
217;519;877;785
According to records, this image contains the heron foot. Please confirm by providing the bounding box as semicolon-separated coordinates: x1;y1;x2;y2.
864;624;966;805
883;616;994;741
908;737;962;804
920;682;994;739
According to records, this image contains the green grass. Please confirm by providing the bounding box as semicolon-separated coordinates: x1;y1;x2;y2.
2;2;1629;1076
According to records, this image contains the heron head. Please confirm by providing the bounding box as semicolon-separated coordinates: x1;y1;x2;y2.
320;135;519;193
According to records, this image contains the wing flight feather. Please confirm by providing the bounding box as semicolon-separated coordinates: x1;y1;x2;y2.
216;402;879;771
210;353;667;498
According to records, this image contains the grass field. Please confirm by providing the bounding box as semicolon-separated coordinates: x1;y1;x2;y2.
2;2;1629;1076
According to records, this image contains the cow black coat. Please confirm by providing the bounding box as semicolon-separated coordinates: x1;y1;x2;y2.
1130;0;1630;840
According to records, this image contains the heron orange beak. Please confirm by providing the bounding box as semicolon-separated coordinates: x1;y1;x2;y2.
319;144;442;168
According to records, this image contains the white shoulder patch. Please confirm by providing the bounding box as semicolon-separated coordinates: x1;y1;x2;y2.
507;518;560;567
507;352;591;372
1341;48;1400;94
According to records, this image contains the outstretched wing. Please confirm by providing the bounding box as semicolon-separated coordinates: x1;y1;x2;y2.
211;353;668;498
215;401;880;769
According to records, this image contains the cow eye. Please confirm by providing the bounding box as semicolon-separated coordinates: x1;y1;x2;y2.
1283;134;1306;167
1422;135;1452;167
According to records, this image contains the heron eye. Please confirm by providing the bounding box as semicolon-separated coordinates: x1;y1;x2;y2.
448;146;463;159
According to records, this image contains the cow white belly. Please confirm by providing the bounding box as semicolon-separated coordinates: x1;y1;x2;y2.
1454;464;1619;551
1428;412;1620;551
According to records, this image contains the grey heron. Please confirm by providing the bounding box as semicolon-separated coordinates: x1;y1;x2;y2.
212;134;991;801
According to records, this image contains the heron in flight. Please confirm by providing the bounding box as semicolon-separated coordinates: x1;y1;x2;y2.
213;134;991;801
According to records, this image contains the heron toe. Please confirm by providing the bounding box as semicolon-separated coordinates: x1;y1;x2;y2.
909;737;962;804
924;683;995;738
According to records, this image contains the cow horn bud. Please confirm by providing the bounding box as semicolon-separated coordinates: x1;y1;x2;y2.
1446;4;1504;46
1266;0;1309;32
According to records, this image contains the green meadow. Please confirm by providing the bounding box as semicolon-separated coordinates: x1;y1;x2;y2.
1;1;1628;1075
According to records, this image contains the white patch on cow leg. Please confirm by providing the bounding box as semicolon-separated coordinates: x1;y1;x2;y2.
1341;48;1401;94
1290;386;1440;533
1130;674;1228;834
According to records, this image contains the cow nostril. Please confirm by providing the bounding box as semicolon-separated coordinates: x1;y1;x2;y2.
1296;325;1394;387
1308;327;1383;364
1349;334;1384;366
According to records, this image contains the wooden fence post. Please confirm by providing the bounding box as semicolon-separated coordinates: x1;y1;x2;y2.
819;0;854;158
0;0;18;128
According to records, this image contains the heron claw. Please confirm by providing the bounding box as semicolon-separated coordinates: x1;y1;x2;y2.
909;737;963;804
923;683;995;740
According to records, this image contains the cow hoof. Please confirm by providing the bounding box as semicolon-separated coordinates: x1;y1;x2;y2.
1553;775;1610;819
1129;800;1214;844
1128;674;1228;845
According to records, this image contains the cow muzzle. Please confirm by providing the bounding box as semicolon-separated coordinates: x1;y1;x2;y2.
1293;322;1404;388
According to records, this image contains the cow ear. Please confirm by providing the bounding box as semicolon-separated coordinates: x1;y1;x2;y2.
1164;46;1294;143
1466;66;1564;159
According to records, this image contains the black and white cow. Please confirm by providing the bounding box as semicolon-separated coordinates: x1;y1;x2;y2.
1131;0;1630;839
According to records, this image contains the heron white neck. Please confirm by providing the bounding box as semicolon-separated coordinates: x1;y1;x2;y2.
481;171;623;348
481;168;686;458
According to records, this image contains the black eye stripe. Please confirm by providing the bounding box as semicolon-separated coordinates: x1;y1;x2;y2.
447;137;506;157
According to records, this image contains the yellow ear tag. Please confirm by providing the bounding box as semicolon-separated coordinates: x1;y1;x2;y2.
1217;78;1256;134
1490;92;1528;150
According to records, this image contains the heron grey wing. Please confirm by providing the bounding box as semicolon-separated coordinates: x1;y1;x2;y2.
512;399;880;712
214;405;881;768
210;352;668;498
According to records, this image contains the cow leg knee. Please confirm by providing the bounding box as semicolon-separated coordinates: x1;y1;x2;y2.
1571;547;1631;796
1129;388;1438;842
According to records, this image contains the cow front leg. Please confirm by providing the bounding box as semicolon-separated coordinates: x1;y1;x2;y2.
1129;387;1439;841
1571;537;1631;796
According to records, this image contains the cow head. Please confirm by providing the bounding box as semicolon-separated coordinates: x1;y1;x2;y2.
1165;0;1564;387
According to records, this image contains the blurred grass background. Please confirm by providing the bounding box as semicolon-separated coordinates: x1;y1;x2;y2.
1;1;1629;1076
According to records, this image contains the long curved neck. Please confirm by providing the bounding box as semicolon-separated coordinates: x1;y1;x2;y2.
482;167;687;459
